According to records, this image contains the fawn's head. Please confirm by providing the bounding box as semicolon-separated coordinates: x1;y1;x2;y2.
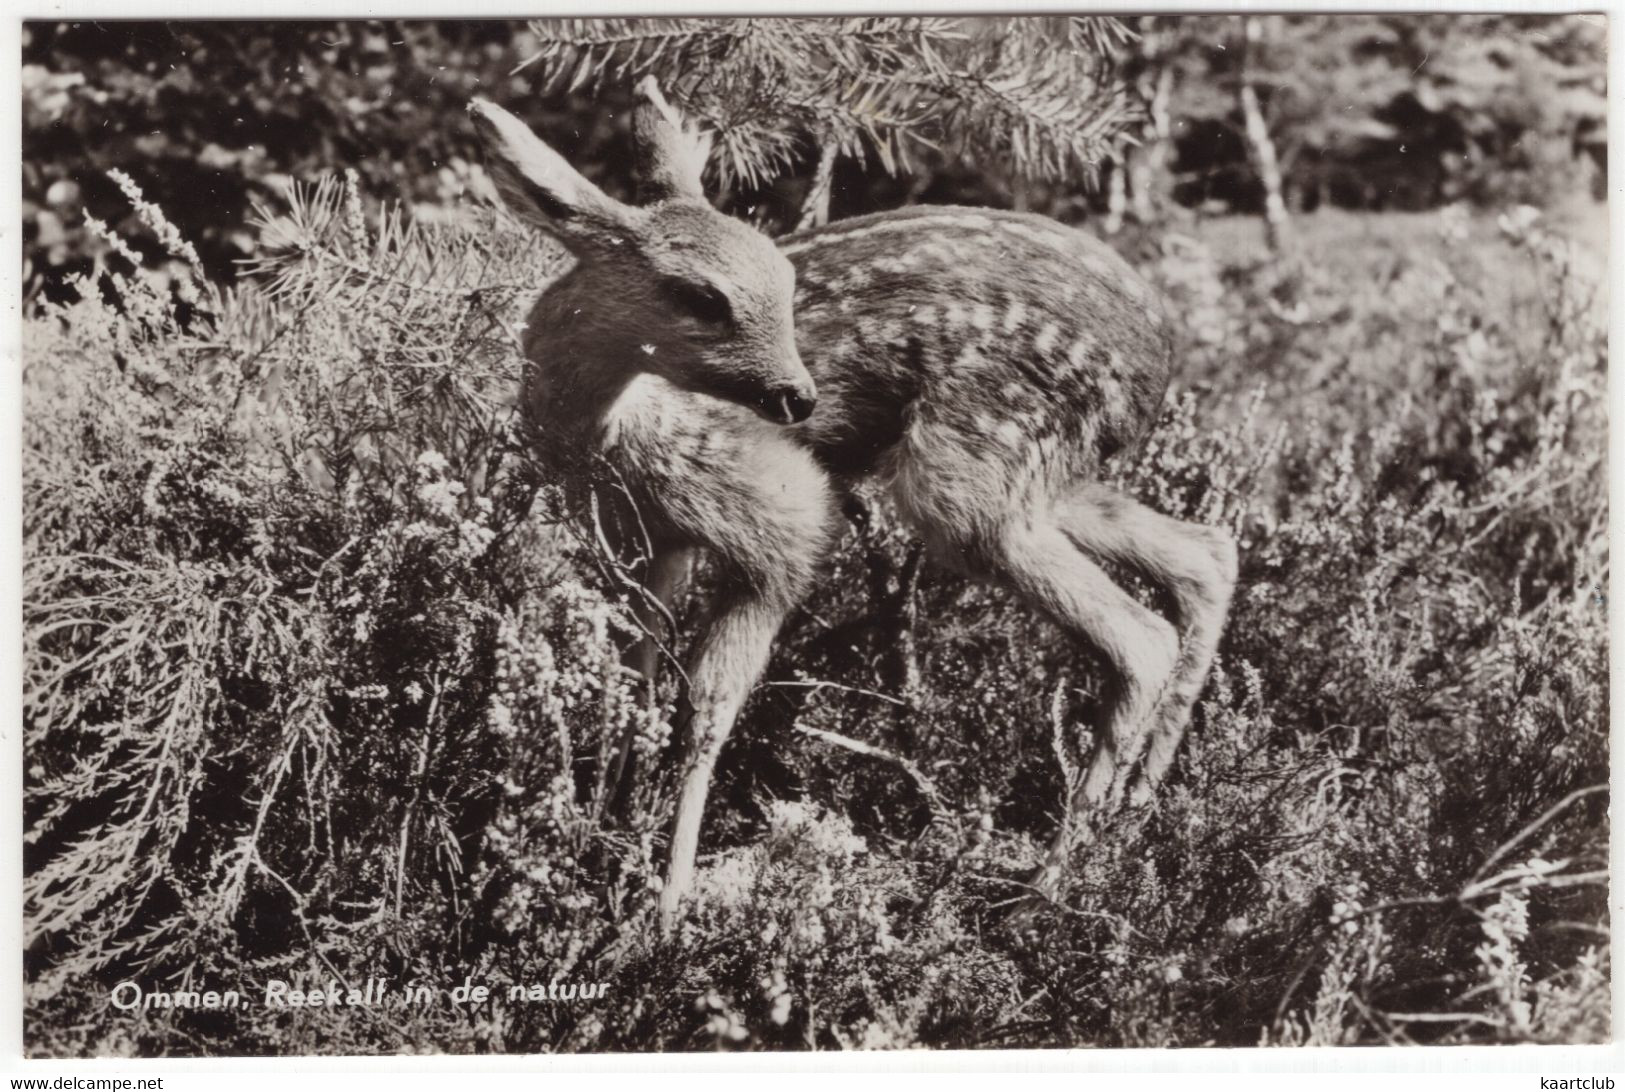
470;80;815;425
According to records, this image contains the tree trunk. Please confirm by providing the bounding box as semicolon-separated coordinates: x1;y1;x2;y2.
1240;16;1291;254
1010;179;1031;213
796;141;837;231
1104;155;1127;234
1130;48;1175;223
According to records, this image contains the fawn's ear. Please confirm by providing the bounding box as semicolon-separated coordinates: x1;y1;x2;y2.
469;98;638;255
631;77;712;204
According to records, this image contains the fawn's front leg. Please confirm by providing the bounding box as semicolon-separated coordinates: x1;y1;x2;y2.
659;589;794;933
646;432;835;934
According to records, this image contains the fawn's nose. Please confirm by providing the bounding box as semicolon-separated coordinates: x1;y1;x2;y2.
758;384;817;426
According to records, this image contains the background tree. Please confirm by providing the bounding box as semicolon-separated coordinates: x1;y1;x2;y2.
1237;16;1291;252
1111;16;1178;231
1133;13;1604;225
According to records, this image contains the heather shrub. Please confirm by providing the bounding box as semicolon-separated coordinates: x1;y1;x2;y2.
24;176;599;1054
22;174;1606;1054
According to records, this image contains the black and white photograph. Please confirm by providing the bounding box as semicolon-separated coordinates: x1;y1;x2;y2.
18;12;1611;1057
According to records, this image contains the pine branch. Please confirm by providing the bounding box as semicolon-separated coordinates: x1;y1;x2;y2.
912;61;1143;182
515;16;1140;193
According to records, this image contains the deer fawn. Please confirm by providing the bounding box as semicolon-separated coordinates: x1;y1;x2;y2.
470;80;1237;933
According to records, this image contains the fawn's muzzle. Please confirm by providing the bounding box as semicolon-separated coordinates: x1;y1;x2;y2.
756;385;817;426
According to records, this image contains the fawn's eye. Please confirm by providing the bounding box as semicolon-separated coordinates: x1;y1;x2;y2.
660;278;733;326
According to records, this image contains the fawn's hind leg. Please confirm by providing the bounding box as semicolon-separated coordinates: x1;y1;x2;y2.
987;521;1181;838
1055;483;1238;805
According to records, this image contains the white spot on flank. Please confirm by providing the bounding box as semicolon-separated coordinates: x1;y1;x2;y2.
1002;300;1028;333
944;302;967;327
1066;339;1090;370
641;343;657;355
1118;276;1152;305
1034;322;1060;355
1100;375;1124;417
839;267;873;292
913;305;938;326
914;240;960;264
970;302;994;330
1080;253;1120;283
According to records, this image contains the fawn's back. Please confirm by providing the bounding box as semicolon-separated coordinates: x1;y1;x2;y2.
781;206;1173;486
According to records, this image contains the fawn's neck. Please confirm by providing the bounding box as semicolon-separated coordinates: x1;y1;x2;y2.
520;268;658;442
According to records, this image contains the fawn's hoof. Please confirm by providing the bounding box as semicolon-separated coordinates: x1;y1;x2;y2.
1003;895;1051;935
1000;864;1066;935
